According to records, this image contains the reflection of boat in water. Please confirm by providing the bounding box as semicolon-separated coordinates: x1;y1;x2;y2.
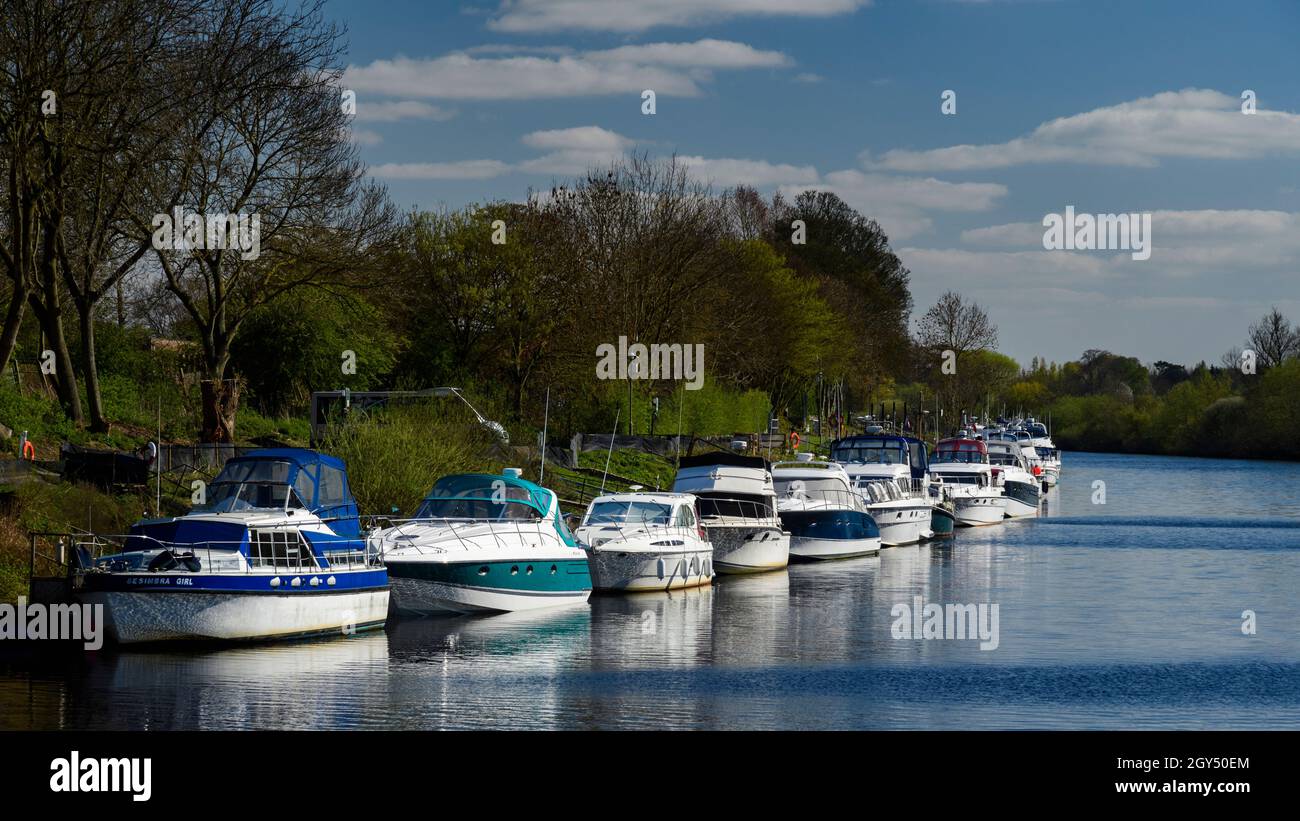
384;603;592;663
373;469;591;615
708;570;792;666
80;633;392;730
587;586;715;669
575;492;713;591
76;448;389;644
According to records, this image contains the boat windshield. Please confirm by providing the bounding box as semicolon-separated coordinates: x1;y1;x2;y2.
196;481;307;513
413;480;543;521
774;477;848;496
832;443;904;464
584;500;672;526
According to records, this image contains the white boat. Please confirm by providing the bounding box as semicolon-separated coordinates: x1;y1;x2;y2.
772;454;881;560
830;434;933;546
672;453;790;574
75;449;389;644
930;438;1008;526
984;440;1042;518
576;492;714;591
372;469;592;615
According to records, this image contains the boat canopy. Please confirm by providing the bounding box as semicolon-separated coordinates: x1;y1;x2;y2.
934;438;989;464
830;434;930;479
677;452;770;471
194;448;361;536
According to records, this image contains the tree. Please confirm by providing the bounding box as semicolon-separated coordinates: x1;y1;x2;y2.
136;0;394;442
916;291;997;356
1246;307;1299;369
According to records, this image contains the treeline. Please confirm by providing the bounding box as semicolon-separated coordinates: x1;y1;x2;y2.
993;312;1300;459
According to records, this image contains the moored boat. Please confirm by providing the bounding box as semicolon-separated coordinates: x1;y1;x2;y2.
831;434;933;545
985;440;1042;518
75;448;389;644
672;453;790;574
929;438;1008;526
372;469;591;615
576;492;714;591
772;454;881;560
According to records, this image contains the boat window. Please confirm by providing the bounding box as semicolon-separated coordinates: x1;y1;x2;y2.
674;506;695;528
318;465;348;507
584;500;672;526
294;466;317;509
196;481;305;513
774;477;846;496
695;492;774;519
832;443;904;464
248;529;316;568
214;458;292;485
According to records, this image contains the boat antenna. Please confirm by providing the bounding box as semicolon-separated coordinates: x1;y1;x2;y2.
600;407;620;494
539;386;550;484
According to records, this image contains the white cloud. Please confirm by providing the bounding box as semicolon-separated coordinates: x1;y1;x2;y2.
353;100;457;122
794;72;824;84
369;160;513;180
873;89;1300;172
348;128;384;146
678;156;819;187
487;0;870;33
780;171;1008;240
344;54;701;99
344;39;794;101
585;40;792;68
962;209;1300;271
517;126;637;176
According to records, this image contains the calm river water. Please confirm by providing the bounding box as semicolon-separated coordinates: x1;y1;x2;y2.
3;451;1298;729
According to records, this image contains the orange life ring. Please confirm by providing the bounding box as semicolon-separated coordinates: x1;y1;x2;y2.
21;440;35;461
789;431;801;450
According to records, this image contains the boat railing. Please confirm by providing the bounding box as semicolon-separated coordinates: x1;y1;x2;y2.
777;486;868;513
370;516;563;559
575;522;706;546
33;529;381;578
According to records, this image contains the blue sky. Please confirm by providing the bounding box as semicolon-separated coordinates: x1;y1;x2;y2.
330;0;1300;368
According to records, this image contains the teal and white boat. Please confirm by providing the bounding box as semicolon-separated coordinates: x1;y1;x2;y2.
371;469;591;615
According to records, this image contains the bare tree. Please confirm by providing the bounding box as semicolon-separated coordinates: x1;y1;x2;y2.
916;291;998;356
134;0;393;442
1246;307;1300;369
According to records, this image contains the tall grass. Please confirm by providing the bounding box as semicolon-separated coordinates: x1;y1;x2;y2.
321;404;500;516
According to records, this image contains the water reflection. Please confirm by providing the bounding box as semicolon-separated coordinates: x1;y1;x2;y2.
3;452;1300;729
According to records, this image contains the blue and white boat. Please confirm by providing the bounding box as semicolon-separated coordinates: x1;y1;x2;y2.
75;448;389;644
831;434;934;545
371;469;592;615
772;454;880;560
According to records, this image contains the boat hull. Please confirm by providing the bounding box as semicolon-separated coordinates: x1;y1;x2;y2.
386;557;592;615
80;588;389;644
953;496;1008;526
703;524;789;574
1003;480;1041;518
867;504;932;546
779;509;881;560
588;547;714;591
929;505;956;537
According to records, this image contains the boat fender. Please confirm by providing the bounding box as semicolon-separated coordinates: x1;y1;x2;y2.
179;553;202;573
148;550;178;572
